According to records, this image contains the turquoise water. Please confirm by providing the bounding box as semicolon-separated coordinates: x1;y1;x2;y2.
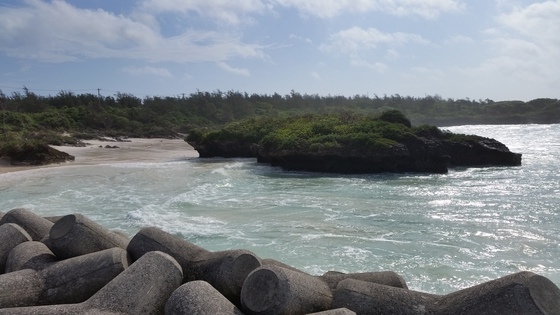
1;124;559;294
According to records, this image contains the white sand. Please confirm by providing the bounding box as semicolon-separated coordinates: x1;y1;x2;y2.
0;138;199;174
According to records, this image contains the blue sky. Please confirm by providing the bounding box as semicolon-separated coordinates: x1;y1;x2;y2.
0;0;558;101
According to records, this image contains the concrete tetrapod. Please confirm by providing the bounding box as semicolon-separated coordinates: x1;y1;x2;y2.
0;251;183;315
165;280;245;315
0;247;129;308
262;258;408;290
47;213;129;259
5;241;58;273
306;309;356;315
0;208;53;241
332;271;560;315
0;223;32;274
320;270;408;290
240;265;334;315
127;226;262;305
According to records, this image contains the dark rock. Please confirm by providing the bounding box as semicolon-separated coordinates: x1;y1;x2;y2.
194;140;256;158
442;136;522;167
1;143;74;166
187;115;521;174
258;146;450;174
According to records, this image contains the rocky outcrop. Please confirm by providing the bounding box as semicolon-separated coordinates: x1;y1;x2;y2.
193;140;256;158
195;133;521;174
442;136;522;167
258;145;450;174
186;112;522;174
0;143;74;166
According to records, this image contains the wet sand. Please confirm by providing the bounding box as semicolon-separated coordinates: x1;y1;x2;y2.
0;138;199;174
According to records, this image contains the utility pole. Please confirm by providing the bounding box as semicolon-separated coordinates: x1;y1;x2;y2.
97;88;102;108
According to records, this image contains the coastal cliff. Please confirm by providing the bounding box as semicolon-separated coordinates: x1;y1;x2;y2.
185;111;522;174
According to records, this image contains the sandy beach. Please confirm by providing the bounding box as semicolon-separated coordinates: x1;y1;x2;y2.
0;138;199;174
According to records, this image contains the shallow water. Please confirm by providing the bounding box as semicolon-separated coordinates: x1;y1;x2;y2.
1;124;559;294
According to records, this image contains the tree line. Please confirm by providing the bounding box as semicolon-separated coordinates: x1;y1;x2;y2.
1;88;559;140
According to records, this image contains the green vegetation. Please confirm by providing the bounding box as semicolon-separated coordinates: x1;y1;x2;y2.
186;110;522;173
0;138;74;165
0;87;557;165
187;111;431;158
258;113;409;156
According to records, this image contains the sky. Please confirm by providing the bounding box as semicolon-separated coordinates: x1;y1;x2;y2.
0;0;559;102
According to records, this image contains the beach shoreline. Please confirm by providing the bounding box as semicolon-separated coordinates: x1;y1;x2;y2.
0;138;199;174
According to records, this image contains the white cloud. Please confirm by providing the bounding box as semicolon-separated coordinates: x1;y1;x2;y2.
289;34;313;44
494;1;559;76
445;35;474;45
217;62;251;76
0;0;266;63
411;66;444;79
321;26;428;55
140;0;270;25
385;49;400;60
122;66;174;78
350;59;388;73
462;1;560;98
497;1;560;47
273;0;465;19
310;71;322;80
141;0;464;21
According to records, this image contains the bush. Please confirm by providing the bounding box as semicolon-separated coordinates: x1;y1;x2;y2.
378;109;412;128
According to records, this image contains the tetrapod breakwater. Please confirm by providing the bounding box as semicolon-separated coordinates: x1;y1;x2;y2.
1;208;559;314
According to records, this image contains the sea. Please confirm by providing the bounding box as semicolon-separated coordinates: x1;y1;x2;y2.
1;124;559;295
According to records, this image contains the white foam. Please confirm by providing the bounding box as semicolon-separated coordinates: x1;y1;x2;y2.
125;205;230;238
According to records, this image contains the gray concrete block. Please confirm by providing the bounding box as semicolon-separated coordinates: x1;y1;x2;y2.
0;247;129;308
332;271;560;315
306;308;356;315
0;251;182;315
48;214;129;259
262;258;408;290
83;250;182;314
43;216;63;223
5;241;58;273
320;270;408;290
0;223;32;274
261;258;306;273
127;226;262;305
165;280;245;315
0;208;53;241
240;265;333;315
437;271;560;315
333;278;438;315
